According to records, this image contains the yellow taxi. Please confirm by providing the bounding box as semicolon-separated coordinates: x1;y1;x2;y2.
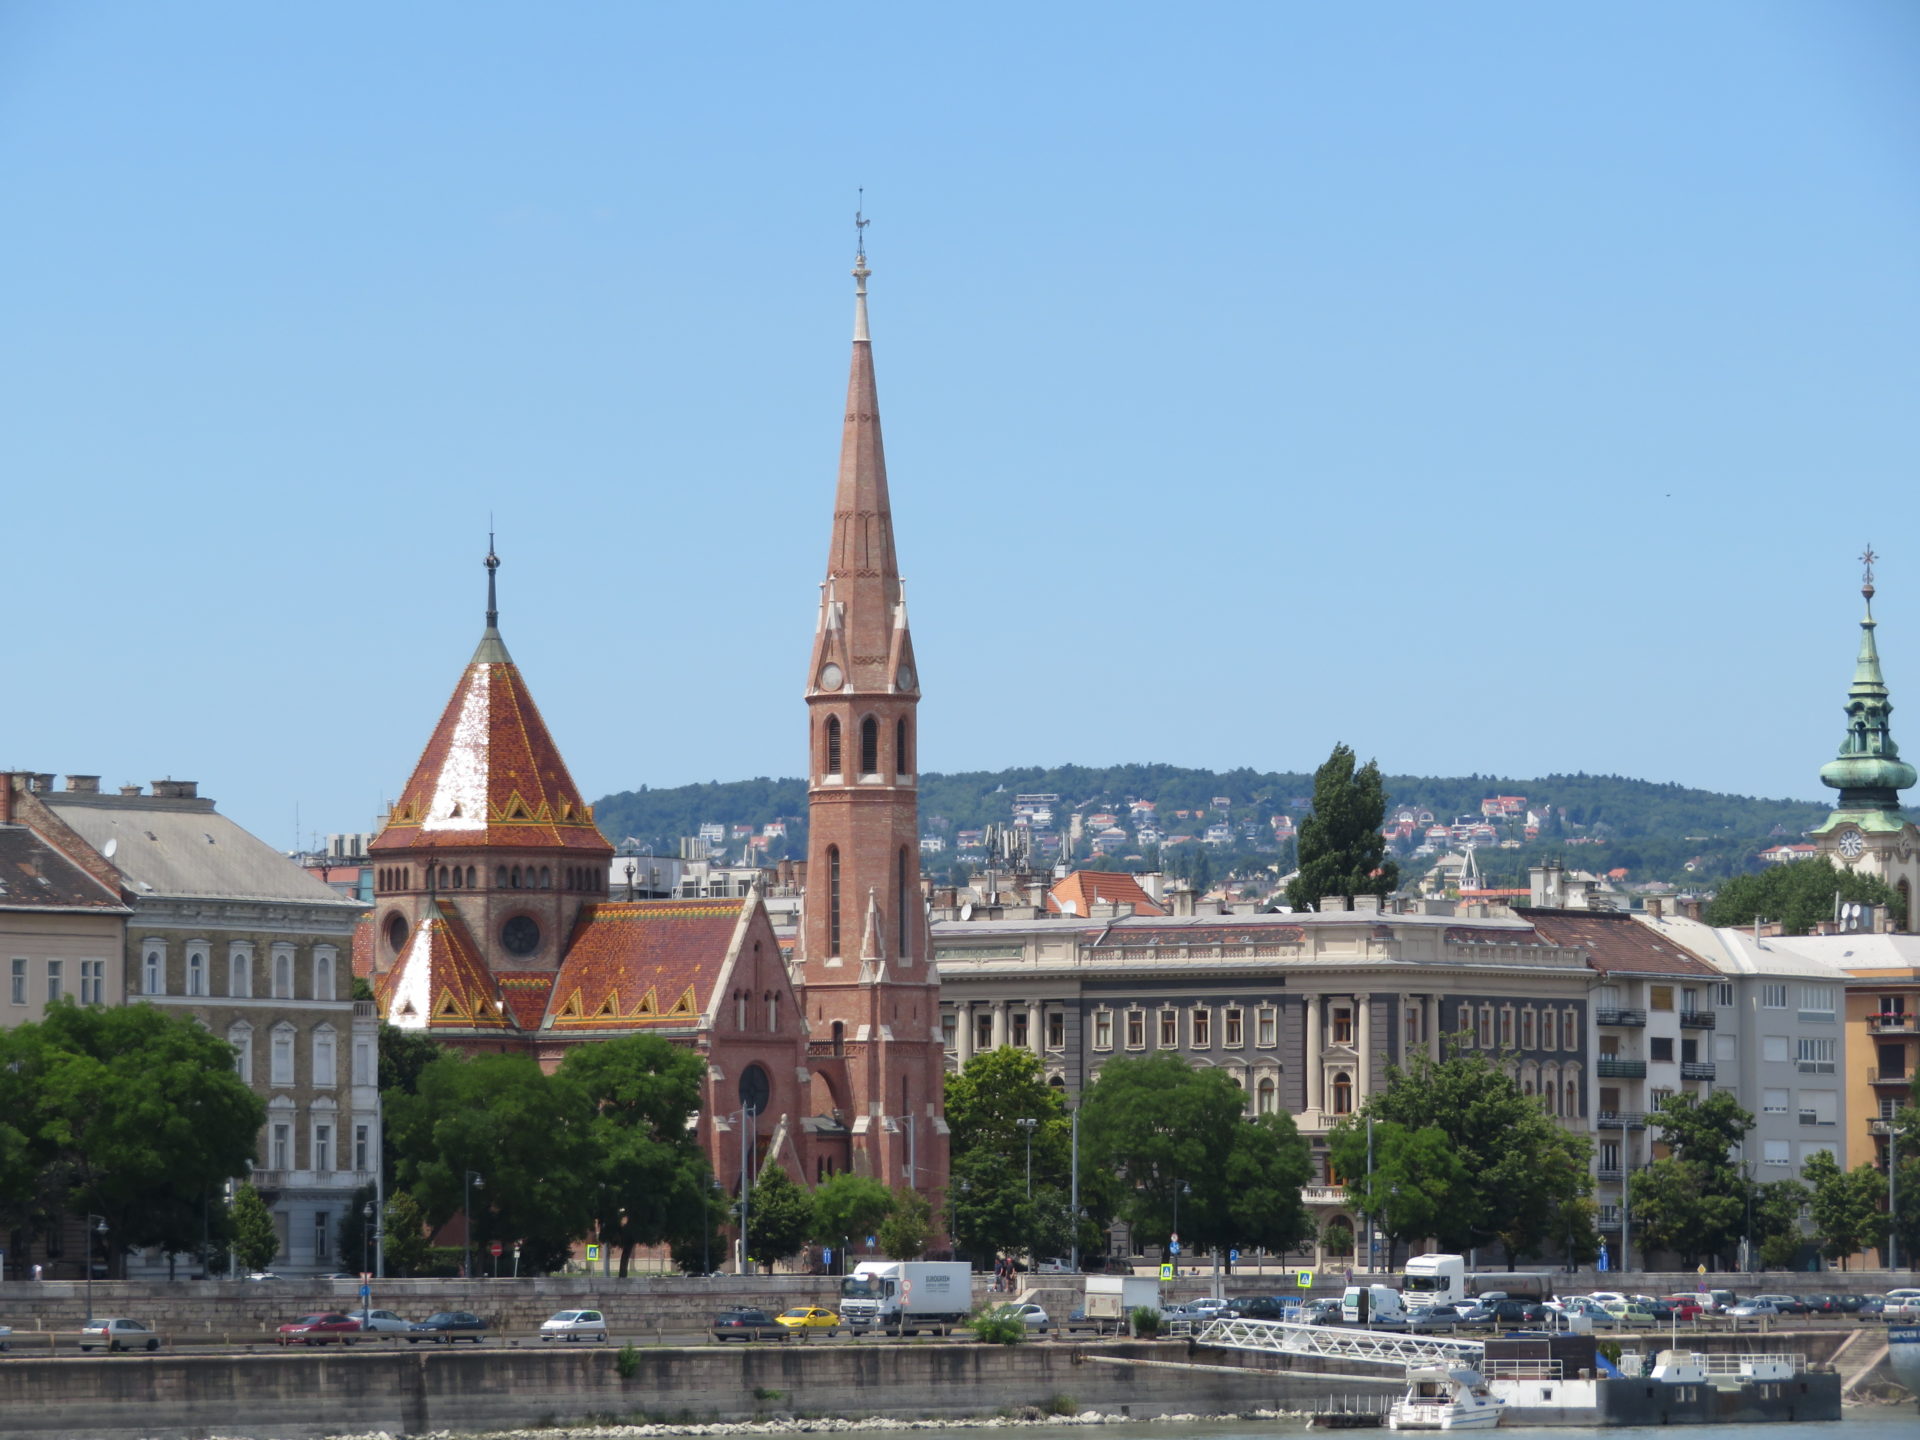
774;1306;840;1336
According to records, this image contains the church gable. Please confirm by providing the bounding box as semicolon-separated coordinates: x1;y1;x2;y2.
542;899;745;1033
379;903;511;1033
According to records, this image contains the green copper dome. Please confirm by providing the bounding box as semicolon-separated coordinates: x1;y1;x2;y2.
1819;573;1916;814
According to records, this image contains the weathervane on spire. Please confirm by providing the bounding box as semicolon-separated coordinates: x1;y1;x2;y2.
851;190;871;341
1862;544;1878;604
485;529;501;631
854;188;869;265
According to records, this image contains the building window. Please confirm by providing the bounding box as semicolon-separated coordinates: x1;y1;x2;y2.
1191;1008;1211;1048
896;717;911;775
1047;1012;1065;1049
273;946;294;999
1761;984;1787;1009
1158;1010;1177;1048
229;945;252;998
767;993;779;1031
1256;1076;1277;1114
975;1011;993;1051
230;1023;253;1083
1542;1008;1558;1051
897;847;912;961
313;1124;332;1172
313;1027;337;1087
1458;1004;1476;1046
143;946;165;996
1716;983;1734;1007
1010;1010;1030;1049
941;1012;958;1050
1520;1008;1536;1050
314;949;336;1002
45;961;62;1004
1093;1011;1114;1051
354;1125;370;1174
269;1123;291;1170
1563;1007;1577;1046
313;1211;330;1261
353;1038;373;1087
1762;1034;1789;1062
825;716;842;774
1332;1007;1354;1045
1126;1010;1146;1049
1762;1088;1788;1114
1256;1007;1277;1047
187;948;207;997
1651;1086;1675;1110
860;716;879;774
1651;1037;1674;1063
1500;1007;1516;1048
1650;986;1674;1012
271;1024;296;1086
1798;985;1836;1020
1796;1037;1836;1072
1763;1140;1789;1166
1564;1079;1578;1116
827;846;842;957
1478;1005;1494;1049
1331;1071;1353;1114
10;958;25;1005
1404;1003;1424;1047
1224;1008;1244;1047
80;959;105;1005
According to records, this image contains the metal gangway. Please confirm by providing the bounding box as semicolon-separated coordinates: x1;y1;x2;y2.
1196;1317;1486;1369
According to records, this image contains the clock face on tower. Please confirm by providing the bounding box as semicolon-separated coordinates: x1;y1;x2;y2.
896;663;916;691
739;1063;770;1117
819;663;843;691
1838;829;1865;859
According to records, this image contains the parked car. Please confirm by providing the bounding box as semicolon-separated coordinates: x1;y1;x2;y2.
1489;1299;1550;1327
352;1309;412;1334
277;1313;362;1345
1405;1305;1468;1334
1857;1296;1889;1320
0;1325;10;1353
1750;1293;1809;1315
1226;1295;1286;1321
407;1311;487;1343
1828;1294;1868;1314
79;1318;160;1353
1302;1297;1345;1325
1035;1258;1073;1274
1881;1292;1920;1322
1560;1299;1621;1328
540;1309;609;1342
1659;1296;1707;1322
774;1306;840;1335
1701;1289;1738;1314
1189;1297;1233;1317
991;1302;1050;1331
710;1308;789;1342
1726;1298;1779;1320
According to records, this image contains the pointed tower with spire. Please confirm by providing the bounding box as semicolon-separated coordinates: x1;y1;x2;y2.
799;218;948;1199
1812;548;1918;928
368;542;613;1019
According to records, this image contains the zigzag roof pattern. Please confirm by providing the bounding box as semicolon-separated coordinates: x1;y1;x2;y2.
544;899;742;1033
377;901;513;1031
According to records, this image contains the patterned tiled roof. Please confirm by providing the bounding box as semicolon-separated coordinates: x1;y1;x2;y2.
378;901;513;1031
496;970;558;1030
1047;870;1168;918
544;899;743;1032
371;649;612;856
351;917;375;980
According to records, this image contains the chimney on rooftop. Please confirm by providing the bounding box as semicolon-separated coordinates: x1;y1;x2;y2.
0;774;14;826
1169;882;1196;918
119;784;143;797
1676;896;1703;921
1646;897;1664;919
151;780;198;799
65;775;100;794
30;774;54;794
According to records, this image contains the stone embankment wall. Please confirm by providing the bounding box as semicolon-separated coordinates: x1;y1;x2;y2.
0;1340;1321;1440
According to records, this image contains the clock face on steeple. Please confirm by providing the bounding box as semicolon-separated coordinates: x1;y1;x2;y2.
1837;829;1865;859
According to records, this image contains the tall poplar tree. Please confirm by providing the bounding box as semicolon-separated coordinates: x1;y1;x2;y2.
1287;743;1398;911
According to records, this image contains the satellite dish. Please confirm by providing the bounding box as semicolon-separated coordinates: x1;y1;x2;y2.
103;838;118;859
960;902;974;921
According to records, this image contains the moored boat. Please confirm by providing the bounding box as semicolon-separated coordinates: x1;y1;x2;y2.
1388;1364;1505;1430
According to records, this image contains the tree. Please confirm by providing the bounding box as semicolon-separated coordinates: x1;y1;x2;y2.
1221;1113;1316;1261
1802;1150;1885;1268
0;1003;264;1268
382;1189;432;1277
556;1035;710;1276
1706;857;1906;933
231;1184;279;1272
335;1182;379;1274
1287;743;1398;911
1352;1048;1590;1260
386;1051;597;1274
1889;1102;1920;1267
1628;1092;1751;1267
1328;1121;1468;1268
945;1048;1074;1263
1751;1179;1809;1270
811;1173;895;1251
744;1166;812;1267
878;1189;934;1260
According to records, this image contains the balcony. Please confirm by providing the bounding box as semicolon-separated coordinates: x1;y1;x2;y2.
1597;1057;1647;1078
1868;1068;1913;1088
1869;1119;1909;1137
1868;1013;1918;1036
1596;1212;1623;1231
1596;1111;1647;1130
1679;1011;1716;1030
1681;1061;1716;1081
1595;1008;1646;1028
1300;1185;1350;1206
1596;1166;1623;1182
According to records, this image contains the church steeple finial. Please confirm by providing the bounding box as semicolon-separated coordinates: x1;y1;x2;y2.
853;190;871;343
1819;546;1915;815
473;533;511;664
485;533;500;630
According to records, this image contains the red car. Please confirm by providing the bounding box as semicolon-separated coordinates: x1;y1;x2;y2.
277;1312;362;1345
1660;1296;1706;1321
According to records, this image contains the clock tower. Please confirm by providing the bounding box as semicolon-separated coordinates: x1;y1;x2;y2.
798;230;948;1204
1811;550;1919;928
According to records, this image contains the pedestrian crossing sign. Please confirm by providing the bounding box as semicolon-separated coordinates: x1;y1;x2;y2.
586;1244;600;1260
1159;1263;1174;1281
1296;1269;1313;1288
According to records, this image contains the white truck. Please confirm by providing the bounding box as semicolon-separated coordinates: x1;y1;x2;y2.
838;1260;974;1334
1341;1283;1408;1327
1081;1275;1163;1333
1402;1253;1468;1308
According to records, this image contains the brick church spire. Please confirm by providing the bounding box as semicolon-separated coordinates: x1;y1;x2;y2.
801;218;947;1197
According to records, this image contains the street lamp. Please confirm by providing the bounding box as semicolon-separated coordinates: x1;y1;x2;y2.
1889;1125;1910;1271
84;1214;108;1324
703;1178;723;1277
1015;1118;1038;1197
463;1171;484;1279
362;1201;375;1276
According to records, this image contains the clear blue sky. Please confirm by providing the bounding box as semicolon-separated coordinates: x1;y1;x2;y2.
4;2;1917;847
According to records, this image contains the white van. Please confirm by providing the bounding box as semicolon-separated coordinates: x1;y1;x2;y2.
1341;1284;1407;1326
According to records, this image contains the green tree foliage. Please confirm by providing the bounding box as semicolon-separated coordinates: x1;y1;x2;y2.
1327;1121;1468;1268
1705;858;1906;933
1321;1219;1354;1257
1628;1092;1752;1267
0;1003;264;1269
335;1182;379;1274
381;1189;432;1277
1890;1102;1920;1267
878;1188;934;1260
1347;1048;1590;1262
1801;1150;1886;1269
231;1184;279;1272
944;1048;1075;1262
1287;744;1398;911
810;1173;895;1248
556;1035;711;1276
386;1050;596;1275
745;1165;813;1266
1750;1179;1808;1271
1079;1053;1312;1267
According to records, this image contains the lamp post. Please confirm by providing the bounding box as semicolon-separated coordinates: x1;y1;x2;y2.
1889;1125;1910;1271
463;1171;484;1279
703;1178;723;1277
84;1215;108;1325
362;1201;375;1276
1170;1179;1190;1268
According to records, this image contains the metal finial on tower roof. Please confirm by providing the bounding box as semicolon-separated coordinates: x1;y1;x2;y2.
485;532;501;631
1862;544;1878;604
851;190;872;342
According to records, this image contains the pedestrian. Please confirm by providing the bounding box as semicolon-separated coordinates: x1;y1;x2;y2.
31;1263;42;1282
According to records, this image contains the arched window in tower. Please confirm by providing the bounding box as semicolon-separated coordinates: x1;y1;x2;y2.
1331;1071;1353;1115
450;866;462;889
767;991;779;1031
438;865;449;889
860;716;878;774
495;866;508;888
896;847;912;961
828;846;843;956
539;866;551;888
831;1020;845;1057
825;716;842;774
896;717;911;775
511;865;522;888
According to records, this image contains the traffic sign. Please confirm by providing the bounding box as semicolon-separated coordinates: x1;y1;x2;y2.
1159;1263;1174;1281
586;1244;600;1261
489;1240;504;1258
1296;1270;1314;1288
359;1284;371;1301
1168;1240;1180;1256
1229;1249;1240;1264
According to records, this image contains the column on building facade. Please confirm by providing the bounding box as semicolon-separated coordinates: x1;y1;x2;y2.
991;1001;1008;1050
1358;993;1373;1099
1304;993;1323;1112
1426;994;1440;1061
1027;1001;1043;1053
954;1001;973;1065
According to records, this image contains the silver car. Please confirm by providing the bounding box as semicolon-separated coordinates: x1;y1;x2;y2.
354;1309;412;1333
80;1317;160;1352
540;1309;609;1342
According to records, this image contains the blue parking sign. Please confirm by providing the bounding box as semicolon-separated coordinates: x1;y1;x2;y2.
1168;1241;1181;1255
1229;1249;1240;1264
360;1284;371;1301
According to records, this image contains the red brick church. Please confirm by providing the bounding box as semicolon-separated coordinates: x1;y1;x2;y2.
358;247;949;1219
